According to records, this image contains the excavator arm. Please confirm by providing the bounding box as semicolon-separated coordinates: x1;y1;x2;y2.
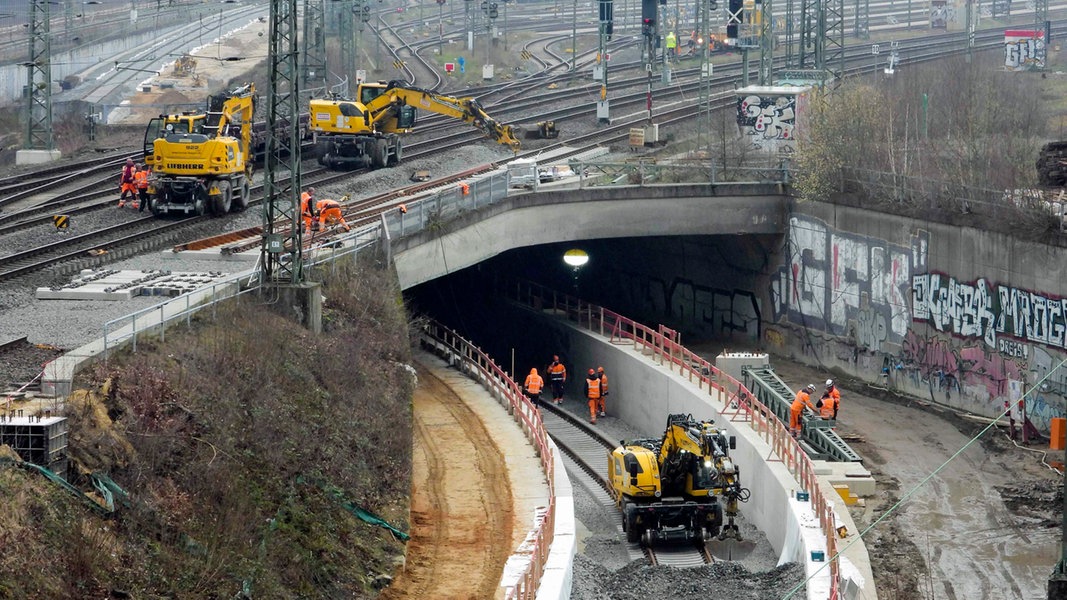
368;81;521;152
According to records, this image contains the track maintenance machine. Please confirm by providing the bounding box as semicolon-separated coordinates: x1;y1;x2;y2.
609;413;750;547
142;83;256;217
309;80;521;169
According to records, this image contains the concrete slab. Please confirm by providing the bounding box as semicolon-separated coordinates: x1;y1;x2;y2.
15;149;62;165
35;269;232;301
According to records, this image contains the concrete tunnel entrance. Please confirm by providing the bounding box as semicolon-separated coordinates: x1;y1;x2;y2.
405;233;783;382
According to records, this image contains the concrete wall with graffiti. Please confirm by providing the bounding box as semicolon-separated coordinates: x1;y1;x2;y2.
577;236;774;344
768;203;1067;430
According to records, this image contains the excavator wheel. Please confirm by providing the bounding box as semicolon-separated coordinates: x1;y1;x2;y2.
371;138;389;169
211;181;232;215
233;180;249;211
387;134;402;166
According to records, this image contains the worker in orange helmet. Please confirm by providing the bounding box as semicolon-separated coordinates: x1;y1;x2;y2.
523;367;544;410
300;187;317;233
820;379;841;421
118;158;137;207
316;196;351;232
547;355;567;405
584;368;602;424
596;366;608;417
790;384;817;438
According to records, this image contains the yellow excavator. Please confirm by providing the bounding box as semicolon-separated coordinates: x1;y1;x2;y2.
609;413;750;547
142;83;256;216
309;80;521;169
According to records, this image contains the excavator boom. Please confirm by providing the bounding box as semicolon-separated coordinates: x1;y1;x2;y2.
309;80;520;169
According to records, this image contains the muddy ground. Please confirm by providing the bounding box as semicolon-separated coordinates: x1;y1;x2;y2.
769;359;1062;600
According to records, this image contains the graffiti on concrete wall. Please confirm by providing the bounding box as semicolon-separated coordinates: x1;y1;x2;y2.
617;271;762;340
770;215;926;352
912;272;1067;352
900;329;1024;400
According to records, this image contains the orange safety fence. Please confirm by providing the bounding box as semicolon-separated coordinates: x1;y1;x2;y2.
502;278;843;600
419;321;557;600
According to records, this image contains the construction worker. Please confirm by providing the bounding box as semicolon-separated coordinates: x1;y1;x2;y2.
118;158;137;207
547;355;567;405
524;367;544;409
790;384;816;438
316;197;351;232
584;368;602;424
665;31;677;58
820;379;841;420
300;187;317;233
596;366;608;417
134;164;150;212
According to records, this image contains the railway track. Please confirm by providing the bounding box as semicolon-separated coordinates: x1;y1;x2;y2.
3;17;1060;282
540;403;715;566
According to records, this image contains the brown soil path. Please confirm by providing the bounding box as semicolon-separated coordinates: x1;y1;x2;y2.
380;360;521;600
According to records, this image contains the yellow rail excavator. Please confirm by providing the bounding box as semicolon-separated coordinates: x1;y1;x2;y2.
142;83;256;217
309;80;520;169
609;413;750;547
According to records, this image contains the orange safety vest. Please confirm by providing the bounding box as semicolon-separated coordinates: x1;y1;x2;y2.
586;376;601;399
524;370;544;394
820;387;840;419
599;372;608;394
134;170;148;189
300;192;315;216
547;362;566;382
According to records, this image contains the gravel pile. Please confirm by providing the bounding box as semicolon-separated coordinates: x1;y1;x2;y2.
554;401;807;599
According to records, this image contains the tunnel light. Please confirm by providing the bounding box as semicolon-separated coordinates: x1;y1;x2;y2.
563;248;589;268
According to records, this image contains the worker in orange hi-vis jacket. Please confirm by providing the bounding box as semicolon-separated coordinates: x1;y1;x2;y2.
584;368;602;425
820;379;841;420
118;158;137;207
300;187;317;233
316;196;351;232
133;165;150;212
547;355;567;404
523;368;544;409
790;384;816;438
596;366;608;417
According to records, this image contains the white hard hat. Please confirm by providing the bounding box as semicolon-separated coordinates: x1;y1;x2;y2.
825;379;834;387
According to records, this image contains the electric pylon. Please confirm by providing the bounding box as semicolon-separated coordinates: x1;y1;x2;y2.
25;0;54;151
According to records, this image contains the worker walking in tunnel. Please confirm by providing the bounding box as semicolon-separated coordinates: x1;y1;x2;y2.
596;366;608;417
547;355;567;405
584;368;602;424
820;379;841;421
523;367;544;409
790;384;816;438
316;196;351;232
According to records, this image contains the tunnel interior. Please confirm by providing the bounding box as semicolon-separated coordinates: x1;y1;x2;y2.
406;233;784;381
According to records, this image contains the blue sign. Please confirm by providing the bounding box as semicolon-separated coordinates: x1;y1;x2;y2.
457;56;466;73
